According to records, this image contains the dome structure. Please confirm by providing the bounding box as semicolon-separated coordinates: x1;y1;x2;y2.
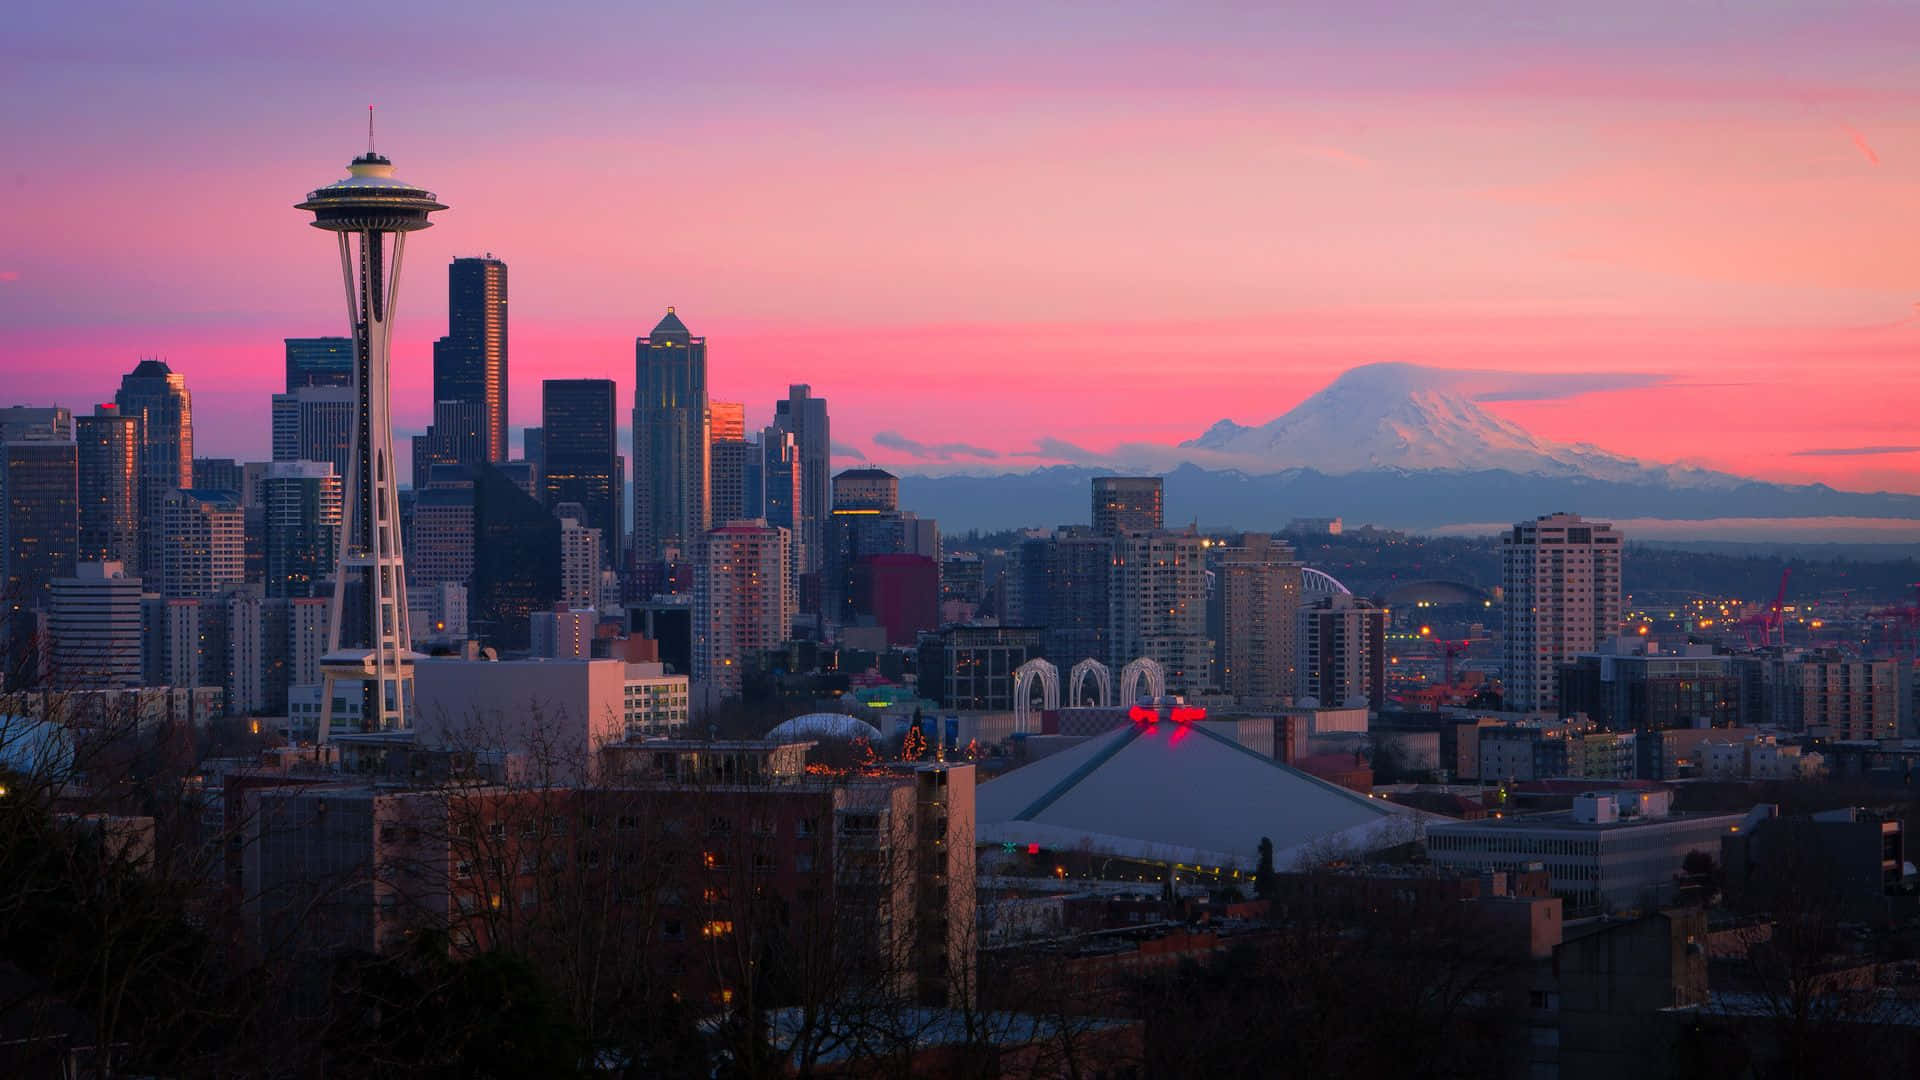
767;713;883;742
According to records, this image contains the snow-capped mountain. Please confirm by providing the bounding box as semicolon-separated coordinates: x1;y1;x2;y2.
1180;362;1726;485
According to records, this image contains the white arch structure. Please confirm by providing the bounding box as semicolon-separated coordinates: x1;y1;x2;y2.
1068;659;1112;707
1118;657;1167;704
1012;658;1059;733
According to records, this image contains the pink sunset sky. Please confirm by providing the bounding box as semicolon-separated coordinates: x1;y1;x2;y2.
3;1;1917;492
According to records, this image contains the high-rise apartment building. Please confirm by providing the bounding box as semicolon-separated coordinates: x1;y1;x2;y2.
1297;593;1386;710
284;337;354;390
407;466;475;593
556;507;604;610
632;308;708;562
693;520;792;700
271;386;354;480
1092;476;1163;537
832;468;899;511
771;385;829;574
1502;512;1624;712
1108;530;1209;693
76;405;141;573
261;461;341;599
541;379;620;565
432;255;509;463
2;432;78;611
115;359;193;577
49;561;144;689
1213;533;1303;705
160;489;245;599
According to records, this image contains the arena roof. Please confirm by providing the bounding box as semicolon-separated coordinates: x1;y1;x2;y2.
977;719;1421;869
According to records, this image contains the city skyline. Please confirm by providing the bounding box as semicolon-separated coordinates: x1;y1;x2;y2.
5;3;1920;496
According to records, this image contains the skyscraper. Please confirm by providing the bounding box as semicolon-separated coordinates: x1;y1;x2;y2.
114;358;193;577
297;136;445;735
1501;512;1624;712
542;378;620;565
412;398;489;489
160;489;245;599
271;386;355;479
1;433;78;610
1213;533;1303;705
693;520;791;700
1007;528;1112;667
771;385;830;574
708;401;746;442
432;255;509;462
284;337;354;390
710;438;752;525
49;561;144;689
1092;476;1163;537
633;308;708;562
76;405;140;573
193;457;245;496
556;505;604;610
262;461;342;599
470;462;561;651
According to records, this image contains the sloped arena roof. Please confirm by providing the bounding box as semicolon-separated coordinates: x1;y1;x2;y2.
977;720;1420;869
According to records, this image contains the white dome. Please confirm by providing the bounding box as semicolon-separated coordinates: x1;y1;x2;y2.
767;713;883;742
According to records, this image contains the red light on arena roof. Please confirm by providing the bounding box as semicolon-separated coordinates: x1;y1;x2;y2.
1027;843;1040;855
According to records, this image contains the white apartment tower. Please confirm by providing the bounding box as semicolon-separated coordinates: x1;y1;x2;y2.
556;507;604;611
693;520;792;701
1108;530;1210;694
1502;512;1624;712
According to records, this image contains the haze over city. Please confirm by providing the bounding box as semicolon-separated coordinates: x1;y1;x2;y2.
5;1;1919;493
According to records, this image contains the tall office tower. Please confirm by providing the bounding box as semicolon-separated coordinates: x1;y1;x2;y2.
470;462;561;651
1213;534;1304;705
710;438;753;524
1092;476;1163;537
407;465;476;592
832;467;898;511
49;561;145;689
115;359;194;577
193;457;245;495
1108;530;1209;694
522;426;545;470
541;378;620;565
693;520;791;700
556;504;604;610
0;407;73;441
1007;528;1113;667
284;337;354;390
632;308;709;562
297;136;445;736
1297;593;1386;710
271;386;355;479
771;385;829;573
1;431;78;610
708;401;746;442
76;405;140;573
262;461;342;599
1501;512;1624;712
412;399;488;490
160;489;245;599
432;255;509;462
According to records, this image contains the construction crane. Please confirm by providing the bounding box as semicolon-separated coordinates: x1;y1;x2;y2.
1426;637;1476;686
1869;583;1920;658
1740;568;1793;648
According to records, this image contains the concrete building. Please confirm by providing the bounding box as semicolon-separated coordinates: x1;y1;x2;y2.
530;606;596;660
1108;530;1209;694
1297;593;1386;710
49;561;144;689
413;656;627;783
269;386;354;480
851;553;939;647
1429;791;1752;914
1212;533;1303;706
1502;513;1624;712
832;467;899;511
1762;650;1898;741
621;661;690;736
693;520;792;701
1557;638;1743;729
407;465;475;592
1091;476;1163;537
159;489;245;599
556;509;603;610
1699;733;1824;781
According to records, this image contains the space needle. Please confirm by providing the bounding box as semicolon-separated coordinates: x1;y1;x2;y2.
297;112;445;739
